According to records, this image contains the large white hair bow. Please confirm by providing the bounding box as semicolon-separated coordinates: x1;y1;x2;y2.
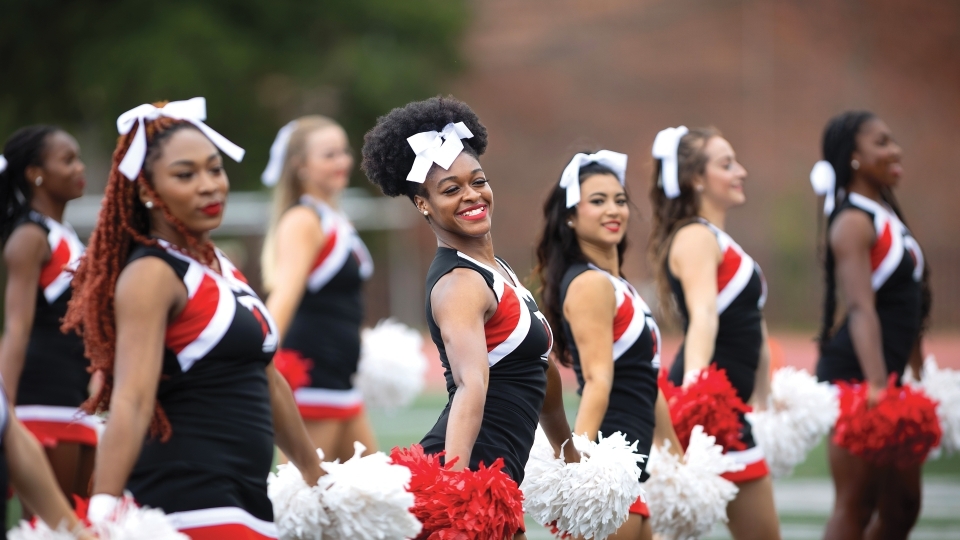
116;97;245;181
810;160;837;215
261;120;298;187
405;122;474;183
558;150;628;208
0;155;7;174
651;126;689;199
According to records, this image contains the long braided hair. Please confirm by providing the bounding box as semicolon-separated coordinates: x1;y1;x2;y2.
63;111;216;441
1;125;60;245
816;111;932;351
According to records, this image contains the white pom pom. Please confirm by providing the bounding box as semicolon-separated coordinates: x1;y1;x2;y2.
269;449;330;539
93;501;190;540
522;427;645;539
645;426;742;540
356;319;428;410
904;355;960;458
746;366;839;478
8;522;76;540
318;442;422;540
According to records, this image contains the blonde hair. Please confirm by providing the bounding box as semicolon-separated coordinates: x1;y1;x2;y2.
261;115;341;291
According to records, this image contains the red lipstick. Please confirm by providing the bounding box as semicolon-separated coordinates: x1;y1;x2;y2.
201;202;222;217
457;204;488;221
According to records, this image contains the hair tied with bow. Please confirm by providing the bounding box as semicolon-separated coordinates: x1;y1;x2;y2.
115;97;245;181
651;126;689;199
558;150;628;208
405;122;474;183
0;154;7;174
810;160;837;215
261;120;298;187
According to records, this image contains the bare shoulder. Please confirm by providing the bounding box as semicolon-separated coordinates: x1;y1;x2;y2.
115;256;185;314
566;269;614;302
276;205;324;243
670;222;720;266
829;209;874;255
3;222;49;269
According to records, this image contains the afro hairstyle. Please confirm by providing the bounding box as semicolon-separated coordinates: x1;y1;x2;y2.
361;95;488;200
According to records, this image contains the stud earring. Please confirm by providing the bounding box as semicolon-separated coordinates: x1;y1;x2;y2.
422;210;428;216
696;185;704;193
145;201;154;209
566;220;574;227
34;176;42;186
851;159;860;170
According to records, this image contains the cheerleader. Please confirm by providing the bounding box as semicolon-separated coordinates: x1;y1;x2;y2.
648;127;780;540
0;126;97;500
812;112;927;540
361;96;576;540
535;151;682;540
260;116;377;461
62;98;322;538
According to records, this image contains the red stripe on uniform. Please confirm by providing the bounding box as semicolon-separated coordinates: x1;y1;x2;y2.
870;221;893;271
716;247;742;292
612;293;634;341
166;274;220;354
232;269;249;284
21;420;98;448
181;524;274;540
311;229;339;271
297;403;364;421
485;285;521;352
38;239;71;288
721;459;770;483
628;495;650;517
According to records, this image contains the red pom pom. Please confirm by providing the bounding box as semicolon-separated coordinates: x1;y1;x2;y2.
273;349;313;391
390;444;524;540
833;374;942;467
663;365;750;451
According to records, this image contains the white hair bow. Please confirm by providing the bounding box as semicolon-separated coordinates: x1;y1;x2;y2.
116;97;245;181
810;160;837;215
0;155;7;174
558;150;628;208
405;122;474;183
651;126;689;199
261;120;298;187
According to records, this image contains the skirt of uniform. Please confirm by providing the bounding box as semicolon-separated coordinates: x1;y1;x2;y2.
167;507;277;539
15;405;100;447
720;416;770;483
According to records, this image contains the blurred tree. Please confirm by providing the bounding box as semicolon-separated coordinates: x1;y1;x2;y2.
0;0;469;189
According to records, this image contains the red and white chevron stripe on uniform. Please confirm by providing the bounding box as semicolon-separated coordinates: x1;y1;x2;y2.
166;506;277;540
588;264;661;366
37;216;84;303
703;221;767;314
303;197;373;292
847;193;924;290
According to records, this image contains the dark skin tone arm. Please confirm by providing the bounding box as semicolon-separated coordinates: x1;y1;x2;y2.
0;224;49;404
831;210;887;402
539;357;579;463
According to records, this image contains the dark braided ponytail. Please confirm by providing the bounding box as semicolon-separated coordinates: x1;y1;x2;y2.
1;125;60;245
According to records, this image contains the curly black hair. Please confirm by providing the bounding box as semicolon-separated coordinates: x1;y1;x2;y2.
361;96;488;201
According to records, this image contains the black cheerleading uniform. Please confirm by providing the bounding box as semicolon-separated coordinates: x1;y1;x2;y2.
420;248;552;484
667;218;770;482
125;242;280;539
12;211;98;447
281;196;373;420
816;193;924;383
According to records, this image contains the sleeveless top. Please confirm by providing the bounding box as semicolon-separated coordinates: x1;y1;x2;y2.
282;196;373;391
420;248;552;483
12;211;90;408
125;242;279;521
560;263;661;481
816;193;924;383
666;218;767;402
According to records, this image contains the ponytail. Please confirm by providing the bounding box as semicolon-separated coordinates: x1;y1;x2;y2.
1;125;59;244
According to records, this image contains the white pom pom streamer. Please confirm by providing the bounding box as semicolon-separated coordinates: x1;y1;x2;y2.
269;445;421;540
746;366;839;478
904;355;960;458
521;426;645;539
8;522;76;540
318;442;421;539
356;319;428;410
645;426;742;540
11;496;189;540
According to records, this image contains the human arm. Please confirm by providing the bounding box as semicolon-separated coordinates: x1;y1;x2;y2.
566;271;616;442
907;337;924;380
6;415;93;537
652;389;683;457
830;210;887;402
91;257;182;497
431;269;497;471
669;224;722;383
751;319;773;409
267;361;323;484
265;206;324;340
539;356;579;463
0;225;49;404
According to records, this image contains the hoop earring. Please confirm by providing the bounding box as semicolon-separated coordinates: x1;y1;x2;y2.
851;159;860;170
34;176;43;186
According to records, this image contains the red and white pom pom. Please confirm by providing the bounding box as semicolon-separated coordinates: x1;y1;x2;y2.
659;366;750;451
268;449;330;539
8;522;77;540
747;367;839;478
274;349;313;392
645;426;743;540
521;427;645;539
357;319;428;410
10;494;189;540
904;355;960;458
390;444;524;540
834;374;942;467
318;442;421;540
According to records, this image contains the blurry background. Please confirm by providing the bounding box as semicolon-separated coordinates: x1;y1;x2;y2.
2;1;959;537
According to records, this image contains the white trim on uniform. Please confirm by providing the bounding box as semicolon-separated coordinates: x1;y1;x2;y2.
14;405;102;429
40;218;84;303
166;507;278;538
848;193;906;291
294;387;364;408
725;445;766;466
